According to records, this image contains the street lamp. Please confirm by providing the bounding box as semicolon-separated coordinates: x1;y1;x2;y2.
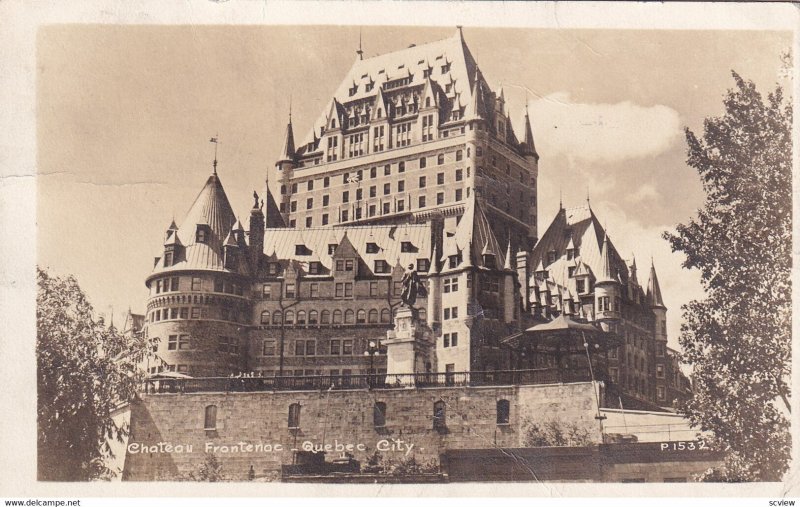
364;340;379;387
583;335;607;424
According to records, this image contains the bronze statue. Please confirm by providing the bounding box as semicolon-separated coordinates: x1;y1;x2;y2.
252;190;259;208
400;264;427;307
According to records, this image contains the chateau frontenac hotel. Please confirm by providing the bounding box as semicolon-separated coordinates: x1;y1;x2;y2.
133;28;690;442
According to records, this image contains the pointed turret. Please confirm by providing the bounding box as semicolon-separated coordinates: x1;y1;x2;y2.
596;233;616;285
647;259;666;309
521;105;539;159
278;114;296;163
464;67;486;123
594;231;621;323
504;239;513;270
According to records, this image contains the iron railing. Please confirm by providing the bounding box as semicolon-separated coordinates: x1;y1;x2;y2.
142;368;603;394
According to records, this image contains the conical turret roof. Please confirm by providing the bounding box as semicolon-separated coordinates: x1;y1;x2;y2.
278;116;296;162
522;106;538;158
596;232;617;285
647;259;666;308
177;173;237;248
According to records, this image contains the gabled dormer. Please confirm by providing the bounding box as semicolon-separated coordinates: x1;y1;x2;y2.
332;232;359;278
163;222;183;268
223;230;239;270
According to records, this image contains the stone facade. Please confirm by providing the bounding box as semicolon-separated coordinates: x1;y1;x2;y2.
123;381;602;481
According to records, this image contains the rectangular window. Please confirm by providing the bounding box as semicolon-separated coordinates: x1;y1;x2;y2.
443;333;450;348
342;191;349;203
383;183;390;195
417;258;430;272
419;176;426;188
398;180;405;192
419;157;427;169
170;308;179;319
178;334;191;350
369;281;378;297
306;340;315;356
374;260;389;274
306;198;313;210
310;282;319;299
343;340;353;355
285;282;296;299
397;200;405;212
330;339;341;355
262;284;271;299
443;277;459;293
369;186;376;198
455;169;463;181
455;189;463;201
295;341;305;356
418;195;426;208
344;282;353;298
290;201;297;212
322;195;330;207
383;202;390;214
656;364;665;379
436;192;444;205
322;214;329;225
384;164;391;176
190;307;201;319
308;262;321;275
168;335;177;350
191;277;202;291
437;173;444;185
335;283;344;298
451;332;458;347
341;209;349;222
305;217;312;227
179;307;189;319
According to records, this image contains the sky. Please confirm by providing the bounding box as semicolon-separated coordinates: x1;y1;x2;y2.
36;25;791;351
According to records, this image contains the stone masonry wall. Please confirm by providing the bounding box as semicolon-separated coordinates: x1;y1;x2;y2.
123;381;601;481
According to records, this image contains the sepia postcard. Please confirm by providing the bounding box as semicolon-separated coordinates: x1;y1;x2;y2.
0;1;798;505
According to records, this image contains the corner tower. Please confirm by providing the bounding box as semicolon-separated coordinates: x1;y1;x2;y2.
144;168;251;377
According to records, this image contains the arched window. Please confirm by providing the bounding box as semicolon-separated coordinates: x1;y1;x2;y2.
321;310;331;325
374;402;387;427
204;405;217;430
456;149;463;161
297;311;306;325
288;403;301;429
368;309;379;323
425;97;431;108
433;400;446;430
356;309;366;324
285;310;295;325
380;308;391;323
496;399;510;425
332;310;342;324
260;310;270;325
437;154;445;165
308;310;319;325
272;311;282;325
344;309;355;324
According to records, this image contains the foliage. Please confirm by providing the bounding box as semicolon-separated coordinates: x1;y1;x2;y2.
663;71;792;481
522;417;593;447
185;453;226;482
363;452;439;475
37;267;151;481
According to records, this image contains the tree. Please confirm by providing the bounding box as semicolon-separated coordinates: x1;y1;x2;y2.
37;267;150;480
664;71;792;481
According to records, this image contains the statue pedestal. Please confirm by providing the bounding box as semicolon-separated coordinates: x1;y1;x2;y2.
384;307;431;386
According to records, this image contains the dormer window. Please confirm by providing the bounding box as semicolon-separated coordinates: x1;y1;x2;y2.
308;261;321;275
401;241;414;253
576;279;586;294
196;225;210;244
164;251;173;267
295;244;312;256
417;258;430;272
568;266;576;277
268;263;280;276
483;254;495;267
374;260;389;274
328;244;337;255
448;254;462;269
546;251;557;265
366;242;380;254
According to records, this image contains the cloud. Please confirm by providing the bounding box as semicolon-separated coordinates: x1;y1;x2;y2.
627;183;659;204
527;92;682;163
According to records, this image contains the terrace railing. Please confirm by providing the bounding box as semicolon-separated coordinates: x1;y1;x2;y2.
142;367;603;394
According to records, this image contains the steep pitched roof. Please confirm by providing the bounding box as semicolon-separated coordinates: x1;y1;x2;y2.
647;260;666;308
263;223;431;274
442;195;505;269
300;29;481;146
152;173;242;274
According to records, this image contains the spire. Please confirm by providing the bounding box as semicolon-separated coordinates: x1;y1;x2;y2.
521;105;538;159
464;66;485;123
504;238;513;270
356;28;363;60
596;232;617;285
647;259;666;308
278;108;296;163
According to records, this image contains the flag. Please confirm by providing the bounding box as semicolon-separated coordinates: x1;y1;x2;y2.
210;137;218;143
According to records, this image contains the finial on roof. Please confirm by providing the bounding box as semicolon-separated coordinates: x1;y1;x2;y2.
586;187;591;207
559;188;563;210
210;135;219;175
289;94;292;121
357;28;363;60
